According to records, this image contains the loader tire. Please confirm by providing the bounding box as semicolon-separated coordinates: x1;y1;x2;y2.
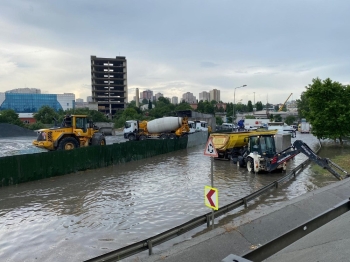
58;137;79;150
246;158;255;173
91;133;106;146
97;137;106;146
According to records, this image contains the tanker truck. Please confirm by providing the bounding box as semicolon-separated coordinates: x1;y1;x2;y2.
123;117;190;141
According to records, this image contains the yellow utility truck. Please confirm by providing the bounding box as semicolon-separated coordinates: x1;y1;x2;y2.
33;115;106;151
209;130;278;160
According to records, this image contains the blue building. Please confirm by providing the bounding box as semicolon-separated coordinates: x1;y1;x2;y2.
0;92;75;113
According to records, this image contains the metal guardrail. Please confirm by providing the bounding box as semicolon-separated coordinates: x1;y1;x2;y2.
242;198;350;261
85;143;321;262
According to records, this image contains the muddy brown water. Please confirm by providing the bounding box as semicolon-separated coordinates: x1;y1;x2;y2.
0;134;347;261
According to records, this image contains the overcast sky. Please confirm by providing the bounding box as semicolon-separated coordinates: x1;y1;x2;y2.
1;0;349;105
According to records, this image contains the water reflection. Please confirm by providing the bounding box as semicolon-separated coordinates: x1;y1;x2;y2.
0;134;346;261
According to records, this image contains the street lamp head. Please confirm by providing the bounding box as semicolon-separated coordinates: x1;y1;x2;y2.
243;85;247;87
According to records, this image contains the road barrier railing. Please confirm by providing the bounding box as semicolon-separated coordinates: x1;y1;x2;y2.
242;198;350;262
85;145;321;262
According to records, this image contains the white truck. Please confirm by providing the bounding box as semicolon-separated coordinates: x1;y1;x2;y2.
300;122;311;133
244;119;270;128
188;121;196;133
193;120;209;132
123;117;190;141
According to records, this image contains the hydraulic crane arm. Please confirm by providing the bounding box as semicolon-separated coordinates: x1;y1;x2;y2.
278;93;293;112
267;140;348;180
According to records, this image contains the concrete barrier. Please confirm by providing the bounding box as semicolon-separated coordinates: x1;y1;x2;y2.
275;134;292;152
0;137;188;187
187;131;209;148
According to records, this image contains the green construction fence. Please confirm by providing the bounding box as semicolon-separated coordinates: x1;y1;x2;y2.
0;137;188;187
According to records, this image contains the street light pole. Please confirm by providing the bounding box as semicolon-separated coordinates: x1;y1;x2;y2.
232;85;247;131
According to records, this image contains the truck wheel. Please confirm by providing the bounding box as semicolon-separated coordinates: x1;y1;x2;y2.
139;135;147;140
58;137;79;150
128;134;136;141
168;134;177;139
160;134;168;139
246;158;255;173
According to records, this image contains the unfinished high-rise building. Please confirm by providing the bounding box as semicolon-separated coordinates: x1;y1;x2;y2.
91;56;128;115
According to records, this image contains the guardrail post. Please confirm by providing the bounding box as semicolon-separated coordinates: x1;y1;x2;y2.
206;214;210;228
148;240;153;255
275;181;279;188
244;198;247;208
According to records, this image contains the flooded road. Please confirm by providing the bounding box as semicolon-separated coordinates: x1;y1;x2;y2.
0;134;346;261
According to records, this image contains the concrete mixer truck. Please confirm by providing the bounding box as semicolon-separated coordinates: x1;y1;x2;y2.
123;117;190;141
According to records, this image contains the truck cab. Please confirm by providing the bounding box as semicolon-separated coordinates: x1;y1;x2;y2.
194;120;208;132
188;121;196;133
124;120;138;140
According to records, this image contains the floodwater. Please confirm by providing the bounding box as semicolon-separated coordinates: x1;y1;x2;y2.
0;134;346;261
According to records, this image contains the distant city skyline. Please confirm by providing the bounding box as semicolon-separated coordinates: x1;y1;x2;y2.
1;2;349;105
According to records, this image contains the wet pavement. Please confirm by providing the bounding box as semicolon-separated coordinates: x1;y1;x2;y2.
0;134;345;261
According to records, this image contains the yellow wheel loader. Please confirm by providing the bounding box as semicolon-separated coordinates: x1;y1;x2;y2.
32;115;106;151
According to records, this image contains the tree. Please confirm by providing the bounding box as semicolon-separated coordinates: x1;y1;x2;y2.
235;103;248;114
128;100;136;108
273;114;282;122
196;101;205;113
245;115;256;119
34;106;59;124
256;101;263;111
296;91;310;119
196;101;215;114
285;115;296;125
0;109;24;126
88;110;110;122
303;78;350;144
148;100;153;110
215;116;223;125
247;101;253;112
175;101;192;111
158;97;170;104
142;98;148;104
26;121;45;130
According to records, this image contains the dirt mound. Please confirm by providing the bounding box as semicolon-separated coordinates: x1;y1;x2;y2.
0;123;37;138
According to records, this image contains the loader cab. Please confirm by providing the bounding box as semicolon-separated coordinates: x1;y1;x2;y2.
75;116;88;133
248;135;276;157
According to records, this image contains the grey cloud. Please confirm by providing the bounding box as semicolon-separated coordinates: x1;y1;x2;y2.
0;0;350;104
201;62;218;68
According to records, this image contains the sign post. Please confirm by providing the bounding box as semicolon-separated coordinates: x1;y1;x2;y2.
204;137;218;229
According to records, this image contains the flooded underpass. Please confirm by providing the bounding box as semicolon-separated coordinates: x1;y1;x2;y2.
0;134;346;261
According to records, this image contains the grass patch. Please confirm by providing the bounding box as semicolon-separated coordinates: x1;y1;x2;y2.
311;154;350;175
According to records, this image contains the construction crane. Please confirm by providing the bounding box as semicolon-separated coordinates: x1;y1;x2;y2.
278;93;293;112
